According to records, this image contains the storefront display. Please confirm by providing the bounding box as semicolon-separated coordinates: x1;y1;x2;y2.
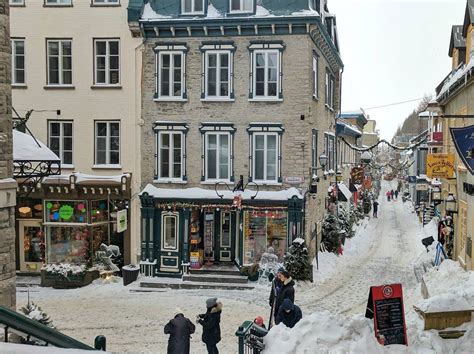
45;200;88;223
204;212;214;261
23;226;43;263
244;211;288;265
47;226;90;264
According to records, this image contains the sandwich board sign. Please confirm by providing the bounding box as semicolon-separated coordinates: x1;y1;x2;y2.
365;283;408;346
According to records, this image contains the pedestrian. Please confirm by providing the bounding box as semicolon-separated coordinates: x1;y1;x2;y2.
254;316;266;329
275;299;302;328
373;200;379;218
394;190;399;200
386;190;391;201
390;190;395;201
268;269;283;325
164;309;196;354
197;298;222;354
269;268;295;326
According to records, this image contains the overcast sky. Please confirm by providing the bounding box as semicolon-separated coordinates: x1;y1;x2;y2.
330;0;466;140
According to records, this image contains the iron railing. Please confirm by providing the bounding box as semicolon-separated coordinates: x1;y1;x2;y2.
235;320;268;354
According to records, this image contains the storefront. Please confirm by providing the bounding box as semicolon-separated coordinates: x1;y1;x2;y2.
139;185;303;277
15;173;131;273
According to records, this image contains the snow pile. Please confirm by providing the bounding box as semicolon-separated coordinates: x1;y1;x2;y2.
263;311;386;353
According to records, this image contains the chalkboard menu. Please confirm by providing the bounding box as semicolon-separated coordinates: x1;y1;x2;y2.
365;284;407;346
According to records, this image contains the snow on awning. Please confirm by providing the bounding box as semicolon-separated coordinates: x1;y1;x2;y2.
338;183;352;202
43;173;130;185
140;184;303;201
13;130;59;162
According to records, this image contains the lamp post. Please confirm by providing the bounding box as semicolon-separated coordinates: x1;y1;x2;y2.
431;186;442;206
309;153;328;193
445;193;458;214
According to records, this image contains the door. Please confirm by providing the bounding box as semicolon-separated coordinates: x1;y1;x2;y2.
19;220;43;272
160;212;180;273
219;212;232;262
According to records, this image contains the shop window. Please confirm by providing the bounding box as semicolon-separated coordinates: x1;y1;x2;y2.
47;226;90;264
90;200;109;223
17;199;43;219
45;200;88;223
23;226;44;263
243;210;288;264
162;212;178;250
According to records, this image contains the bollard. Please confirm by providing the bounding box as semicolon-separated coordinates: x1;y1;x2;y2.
94;335;106;351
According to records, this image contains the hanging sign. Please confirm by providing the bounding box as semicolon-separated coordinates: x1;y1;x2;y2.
426;153;455;178
450;125;474;175
365;284;408;346
351;167;364;185
416;183;429;191
117;209;128;233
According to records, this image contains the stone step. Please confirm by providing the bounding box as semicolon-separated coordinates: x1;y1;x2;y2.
183;273;248;284
189;268;241;276
139;280;254;291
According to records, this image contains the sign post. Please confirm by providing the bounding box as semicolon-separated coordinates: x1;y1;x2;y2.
365;283;408;346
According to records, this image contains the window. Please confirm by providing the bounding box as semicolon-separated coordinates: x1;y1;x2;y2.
47;40;72;85
181;0;204;14
325;71;335;109
312;54;319;98
94;39;120;85
230;0;253;12
205;51;231;99
11;39;25;85
325;133;335;171
312;129;318;169
162;213;178;250
205;133;230;181
9;0;25;6
45;0;72;5
92;0;119;4
158;52;184;99
248;42;285;100
154;122;188;182
95;121;120;166
48;121;73;165
253;134;278;182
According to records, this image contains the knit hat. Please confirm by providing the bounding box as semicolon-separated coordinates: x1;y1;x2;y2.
279;268;290;279
206;297;218;308
281;298;294;312
175;307;184;315
277;267;285;274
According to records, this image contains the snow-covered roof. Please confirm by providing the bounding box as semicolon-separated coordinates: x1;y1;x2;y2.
437;57;474;100
13;130;59;162
43;173;130;185
140;184;303;201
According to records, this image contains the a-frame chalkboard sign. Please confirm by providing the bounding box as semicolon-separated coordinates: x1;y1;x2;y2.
365;283;408;346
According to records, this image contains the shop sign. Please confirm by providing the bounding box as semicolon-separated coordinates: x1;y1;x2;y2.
117;209;127;233
351;167;364;185
365;284;408;346
426;153;455;179
416;184;428;191
450;125;474;175
284;176;304;185
59;205;74;221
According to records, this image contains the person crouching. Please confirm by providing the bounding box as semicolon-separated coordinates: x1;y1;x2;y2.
275;299;302;329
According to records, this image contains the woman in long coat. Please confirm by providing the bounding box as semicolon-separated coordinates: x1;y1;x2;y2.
198;297;222;354
164;311;196;354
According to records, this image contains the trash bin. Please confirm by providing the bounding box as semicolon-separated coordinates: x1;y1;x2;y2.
122;265;140;286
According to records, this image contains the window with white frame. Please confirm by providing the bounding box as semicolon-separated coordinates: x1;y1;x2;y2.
324;133;335;171
47;40;72;85
248;42;285;100
205;133;230;181
45;0;72;5
11;39;25;85
230;0;253;12
162;212;178;250
95;121;120;166
312;129;318;169
325;71;335;109
205;51;230;99
181;0;204;14
92;0;119;4
94;39;120;85
48;121;73;165
10;0;25;6
312;54;319;98
154;122;188;182
154;43;188;100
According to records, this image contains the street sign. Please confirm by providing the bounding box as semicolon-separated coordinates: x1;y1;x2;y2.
426;153;455;178
365;284;408;346
284;176;304;185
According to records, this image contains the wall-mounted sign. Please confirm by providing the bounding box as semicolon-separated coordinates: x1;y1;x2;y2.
450;125;474;175
284;176;305;185
416;184;429;191
432;132;443;142
426;153;455;179
351;167;364;185
117;209;128;233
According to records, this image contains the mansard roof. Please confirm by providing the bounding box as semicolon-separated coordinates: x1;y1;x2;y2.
449;25;466;57
462;0;474;36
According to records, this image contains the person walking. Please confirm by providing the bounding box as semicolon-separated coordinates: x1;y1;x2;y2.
386;190;391;201
268;269;283;325
390;190;395;201
373;200;379;218
164;309;196;354
269;268;295;327
394;190;399;200
275;299;302;328
197;298;222;354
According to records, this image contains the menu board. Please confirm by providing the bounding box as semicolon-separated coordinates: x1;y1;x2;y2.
365;284;407;346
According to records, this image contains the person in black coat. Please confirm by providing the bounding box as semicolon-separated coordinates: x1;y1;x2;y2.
373;200;379;218
197;297;222;354
275;299;302;328
270;269;295;324
164;310;196;354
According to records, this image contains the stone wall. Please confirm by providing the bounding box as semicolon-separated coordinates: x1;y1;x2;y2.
0;0;16;309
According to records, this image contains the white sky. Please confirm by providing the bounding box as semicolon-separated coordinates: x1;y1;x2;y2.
330;0;466;140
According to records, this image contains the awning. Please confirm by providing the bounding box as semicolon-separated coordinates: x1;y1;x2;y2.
43;173;130;186
337;183;352;202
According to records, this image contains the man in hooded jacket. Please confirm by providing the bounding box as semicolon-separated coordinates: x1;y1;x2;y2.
198;297;222;354
270;269;295;323
275;298;302;328
164;310;196;354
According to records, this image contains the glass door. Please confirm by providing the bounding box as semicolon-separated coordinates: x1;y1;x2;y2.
19;220;44;272
219;212;232;262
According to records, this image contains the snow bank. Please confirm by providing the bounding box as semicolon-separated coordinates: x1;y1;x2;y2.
0;343;101;353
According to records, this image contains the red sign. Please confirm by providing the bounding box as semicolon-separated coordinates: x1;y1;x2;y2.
365;284;408;346
432;132;443;142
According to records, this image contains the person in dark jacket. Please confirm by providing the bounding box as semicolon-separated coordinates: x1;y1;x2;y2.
268;269;283;324
271;269;295;324
164;310;196;354
197;297;222;354
373;200;379;218
275;299;302;328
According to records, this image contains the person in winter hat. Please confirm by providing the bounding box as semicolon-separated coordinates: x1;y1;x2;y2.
164;308;195;354
254;316;266;329
275;298;302;328
270;268;295;325
197;298;222;354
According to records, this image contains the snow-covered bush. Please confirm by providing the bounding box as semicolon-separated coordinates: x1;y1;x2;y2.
42;263;87;278
284;238;312;281
321;214;345;254
20;302;54;328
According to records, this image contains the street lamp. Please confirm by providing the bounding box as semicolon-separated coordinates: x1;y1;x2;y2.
445;193;458;213
336;171;343;183
431;186;442;205
311;153;328;180
360;151;372;164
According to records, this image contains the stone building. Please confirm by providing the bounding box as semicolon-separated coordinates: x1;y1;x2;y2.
0;0;17;309
128;0;343;275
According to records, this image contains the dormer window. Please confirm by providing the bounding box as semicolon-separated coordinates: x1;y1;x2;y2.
230;0;253;13
182;0;204;15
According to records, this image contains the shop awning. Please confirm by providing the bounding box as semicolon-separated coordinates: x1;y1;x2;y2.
43;173;130;185
140;184;303;202
337;183;352;202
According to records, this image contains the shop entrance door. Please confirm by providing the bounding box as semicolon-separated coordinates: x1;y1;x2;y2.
159;212;181;273
19;220;43;272
219;212;232;262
